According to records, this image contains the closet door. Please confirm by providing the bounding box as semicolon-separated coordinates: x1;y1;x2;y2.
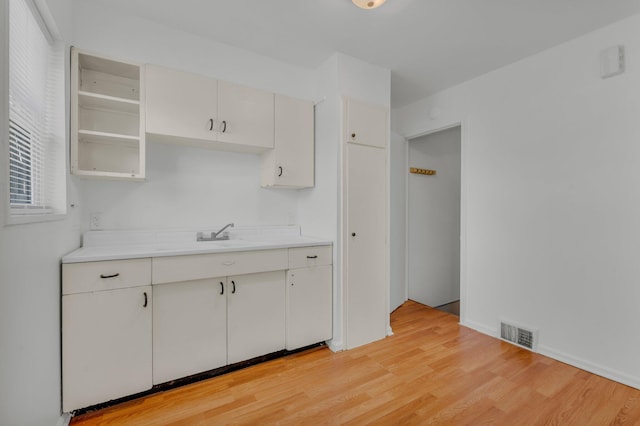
345;98;388;148
344;142;387;349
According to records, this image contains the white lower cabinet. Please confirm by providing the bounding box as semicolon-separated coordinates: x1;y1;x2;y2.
152;278;227;385
286;266;333;350
286;246;333;350
62;285;152;412
227;271;286;364
62;246;331;412
153;271;286;384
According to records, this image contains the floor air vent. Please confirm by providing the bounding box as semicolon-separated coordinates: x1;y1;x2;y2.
499;320;538;351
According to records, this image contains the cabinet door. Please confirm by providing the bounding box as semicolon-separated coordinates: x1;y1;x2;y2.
261;95;314;188
345;98;388;148
217;80;274;149
286;265;332;350
227;271;285;364
152;279;227;385
345;143;387;349
145;64;217;142
62;286;152;412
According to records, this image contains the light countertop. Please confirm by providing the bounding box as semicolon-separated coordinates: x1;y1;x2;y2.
62;226;332;263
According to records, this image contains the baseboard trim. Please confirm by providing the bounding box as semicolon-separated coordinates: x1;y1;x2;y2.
57;412;71;426
327;339;343;352
460;319;495;338
460;319;640;390
538;345;640;390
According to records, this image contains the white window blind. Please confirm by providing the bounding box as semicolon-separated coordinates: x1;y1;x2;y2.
8;0;65;221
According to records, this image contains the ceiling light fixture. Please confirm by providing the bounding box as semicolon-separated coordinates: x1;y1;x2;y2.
352;0;386;10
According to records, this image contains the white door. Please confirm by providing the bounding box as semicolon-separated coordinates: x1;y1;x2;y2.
345;143;387;349
152;278;227;385
227;271;285;363
262;94;314;188
62;286;152;412
217;80;274;149
145;64;218;141
408;127;461;308
345;99;388;148
286;265;332;350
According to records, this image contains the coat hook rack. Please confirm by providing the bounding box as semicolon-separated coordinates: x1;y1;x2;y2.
410;167;436;176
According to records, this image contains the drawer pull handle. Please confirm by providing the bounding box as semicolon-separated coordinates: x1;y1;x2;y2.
100;273;120;279
220;120;227;133
307;255;318;259
220;281;224;295
222;261;235;266
143;292;148;308
231;280;236;294
278;166;283;177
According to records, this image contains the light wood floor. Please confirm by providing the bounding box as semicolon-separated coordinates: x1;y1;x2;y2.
72;301;640;425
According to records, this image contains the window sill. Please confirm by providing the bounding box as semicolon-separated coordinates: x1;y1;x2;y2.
6;212;67;226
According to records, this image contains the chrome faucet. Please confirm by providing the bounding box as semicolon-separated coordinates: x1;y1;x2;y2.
197;223;235;242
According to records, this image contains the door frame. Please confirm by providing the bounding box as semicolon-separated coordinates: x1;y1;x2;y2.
405;118;468;323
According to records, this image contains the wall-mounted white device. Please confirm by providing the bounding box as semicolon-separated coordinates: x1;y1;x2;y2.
600;45;625;79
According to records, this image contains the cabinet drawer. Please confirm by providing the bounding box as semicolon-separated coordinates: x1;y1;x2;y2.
62;258;151;295
152;249;288;284
288;246;332;269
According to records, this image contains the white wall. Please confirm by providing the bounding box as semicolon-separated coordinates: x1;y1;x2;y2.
389;130;406;312
297;54;342;347
73;2;393;351
394;14;640;388
408;126;461;308
0;0;81;425
72;0;318;232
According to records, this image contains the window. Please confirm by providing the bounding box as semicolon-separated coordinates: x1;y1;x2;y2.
7;0;65;223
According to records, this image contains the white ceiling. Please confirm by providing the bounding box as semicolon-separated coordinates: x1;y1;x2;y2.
86;0;640;108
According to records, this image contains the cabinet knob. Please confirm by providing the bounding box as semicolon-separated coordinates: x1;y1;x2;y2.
351;133;356;138
352;232;356;237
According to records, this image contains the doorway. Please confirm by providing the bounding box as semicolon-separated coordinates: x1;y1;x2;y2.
407;126;461;315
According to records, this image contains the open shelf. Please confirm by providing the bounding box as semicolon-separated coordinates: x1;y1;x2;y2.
77;137;142;177
79;91;140;114
78;130;140;146
71;48;145;180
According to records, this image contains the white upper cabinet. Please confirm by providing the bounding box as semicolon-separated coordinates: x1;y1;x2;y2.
344;97;388;148
217;81;274;150
71;48;145;180
145;64;218;143
261;95;314;188
145;65;274;152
